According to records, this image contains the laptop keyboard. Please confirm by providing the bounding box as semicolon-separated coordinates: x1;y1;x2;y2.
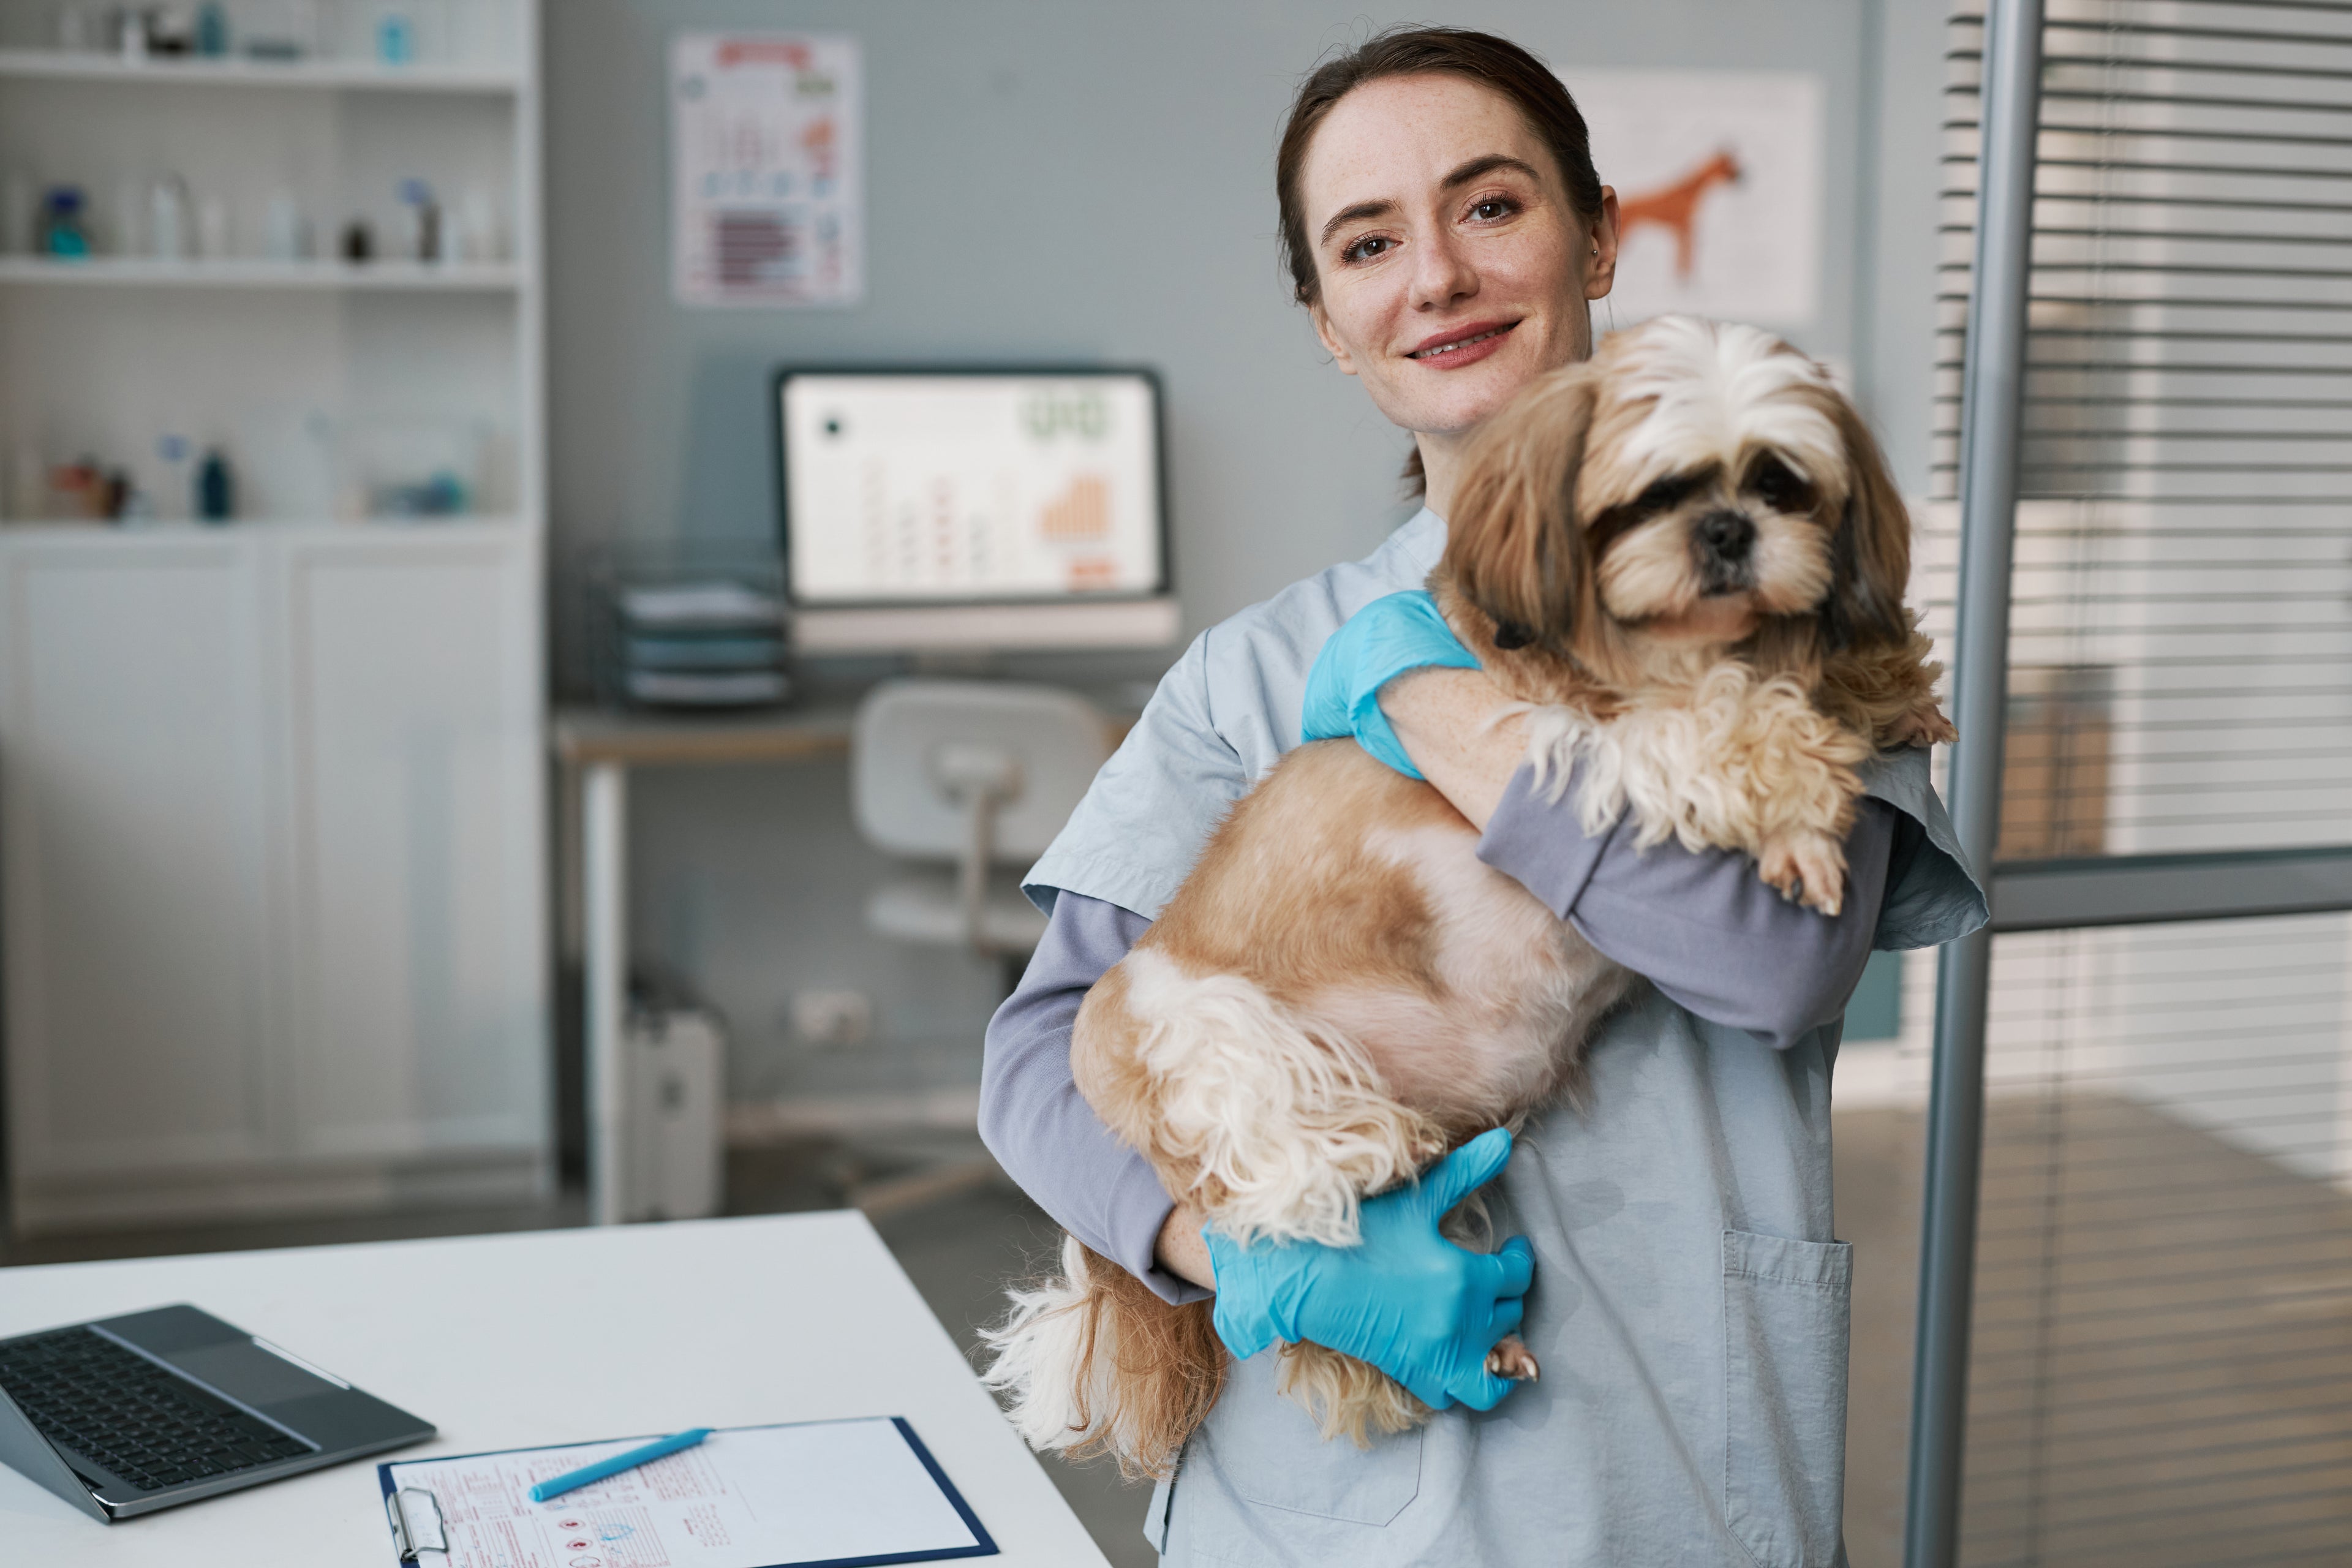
0;1327;314;1494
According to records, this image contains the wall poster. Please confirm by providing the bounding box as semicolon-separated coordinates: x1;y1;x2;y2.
1566;71;1825;332
672;33;862;308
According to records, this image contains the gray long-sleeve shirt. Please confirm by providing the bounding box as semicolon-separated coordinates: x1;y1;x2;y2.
978;760;1908;1305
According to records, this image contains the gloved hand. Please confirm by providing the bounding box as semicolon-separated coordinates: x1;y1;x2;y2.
1202;1128;1536;1412
1300;590;1482;780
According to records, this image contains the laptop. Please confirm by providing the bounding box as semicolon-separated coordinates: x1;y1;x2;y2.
0;1303;434;1521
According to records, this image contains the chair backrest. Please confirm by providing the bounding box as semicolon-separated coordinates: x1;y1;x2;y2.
851;680;1112;862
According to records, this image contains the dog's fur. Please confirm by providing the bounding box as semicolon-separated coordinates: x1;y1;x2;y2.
982;317;1951;1480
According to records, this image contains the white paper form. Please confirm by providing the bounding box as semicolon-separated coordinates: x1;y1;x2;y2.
382;1418;993;1568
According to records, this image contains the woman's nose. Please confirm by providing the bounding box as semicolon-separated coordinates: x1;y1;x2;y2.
1411;229;1478;312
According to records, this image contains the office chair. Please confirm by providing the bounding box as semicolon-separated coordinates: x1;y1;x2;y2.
852;679;1112;984
837;679;1112;1215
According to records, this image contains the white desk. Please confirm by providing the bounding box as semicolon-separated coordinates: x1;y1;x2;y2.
0;1212;1109;1567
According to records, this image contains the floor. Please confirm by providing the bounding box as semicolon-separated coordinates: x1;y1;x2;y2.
6;1103;2347;1568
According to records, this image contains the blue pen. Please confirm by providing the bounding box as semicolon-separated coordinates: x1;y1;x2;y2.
529;1427;714;1503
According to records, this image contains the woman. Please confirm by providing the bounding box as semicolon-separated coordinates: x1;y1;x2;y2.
980;28;1984;1567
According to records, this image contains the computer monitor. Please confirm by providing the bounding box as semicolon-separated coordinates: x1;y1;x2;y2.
775;366;1180;653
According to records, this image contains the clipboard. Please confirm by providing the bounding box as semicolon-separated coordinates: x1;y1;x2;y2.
378;1415;998;1568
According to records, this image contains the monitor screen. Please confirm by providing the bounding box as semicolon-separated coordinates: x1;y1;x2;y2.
777;369;1167;608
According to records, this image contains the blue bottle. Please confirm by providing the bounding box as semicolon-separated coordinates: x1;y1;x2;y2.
40;188;91;258
196;449;234;523
377;12;413;66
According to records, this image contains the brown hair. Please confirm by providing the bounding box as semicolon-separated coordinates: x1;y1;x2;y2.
1275;27;1608;494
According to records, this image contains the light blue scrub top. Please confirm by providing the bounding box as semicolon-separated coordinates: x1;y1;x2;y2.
1025;508;1986;1568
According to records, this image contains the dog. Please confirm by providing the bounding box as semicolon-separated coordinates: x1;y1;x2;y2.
981;316;1952;1480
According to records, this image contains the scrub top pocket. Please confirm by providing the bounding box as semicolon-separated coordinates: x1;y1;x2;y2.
1192;1347;1424;1525
1722;1227;1853;1568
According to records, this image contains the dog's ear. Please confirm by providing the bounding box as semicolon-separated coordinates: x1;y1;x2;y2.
1442;364;1599;650
1821;394;1913;652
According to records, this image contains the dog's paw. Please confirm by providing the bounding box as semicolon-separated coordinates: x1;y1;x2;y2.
1890;702;1958;748
1485;1336;1540;1382
1760;832;1847;916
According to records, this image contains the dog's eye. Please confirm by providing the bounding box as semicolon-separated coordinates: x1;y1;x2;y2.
1636;477;1689;512
1748;456;1812;511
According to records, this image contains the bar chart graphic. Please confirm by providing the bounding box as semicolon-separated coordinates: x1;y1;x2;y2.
1038;474;1110;541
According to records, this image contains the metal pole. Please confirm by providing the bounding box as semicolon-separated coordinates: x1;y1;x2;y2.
1904;0;2043;1563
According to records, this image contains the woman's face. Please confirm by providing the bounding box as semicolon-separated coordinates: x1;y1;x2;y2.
1300;74;1618;445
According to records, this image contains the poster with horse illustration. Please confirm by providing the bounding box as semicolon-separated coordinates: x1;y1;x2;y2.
1565;71;1823;332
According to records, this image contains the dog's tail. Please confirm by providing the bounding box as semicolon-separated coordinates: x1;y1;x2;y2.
979;1231;1224;1480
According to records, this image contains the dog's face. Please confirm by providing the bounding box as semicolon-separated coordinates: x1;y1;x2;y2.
1445;315;1912;674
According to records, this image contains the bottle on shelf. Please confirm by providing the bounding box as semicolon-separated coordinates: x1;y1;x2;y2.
39;189;91;258
377;7;415;65
265;194;313;261
197;449;236;524
458;188;502;263
195;3;232;58
156;434;195;521
398;179;441;262
149;176;191;261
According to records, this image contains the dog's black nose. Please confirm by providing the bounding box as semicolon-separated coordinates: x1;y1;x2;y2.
1697;510;1755;561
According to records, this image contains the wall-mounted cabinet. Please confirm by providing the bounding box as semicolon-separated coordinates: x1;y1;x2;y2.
0;0;548;1233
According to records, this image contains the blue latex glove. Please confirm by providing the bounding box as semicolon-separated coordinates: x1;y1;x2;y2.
1300;590;1482;780
1202;1128;1536;1412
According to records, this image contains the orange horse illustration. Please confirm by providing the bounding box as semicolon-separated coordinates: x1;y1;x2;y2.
1617;149;1743;280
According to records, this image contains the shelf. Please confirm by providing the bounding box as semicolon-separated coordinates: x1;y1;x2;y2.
0;49;522;92
0;257;522;291
0;517;529;540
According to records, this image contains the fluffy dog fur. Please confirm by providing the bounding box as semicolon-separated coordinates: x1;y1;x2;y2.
982;317;1951;1480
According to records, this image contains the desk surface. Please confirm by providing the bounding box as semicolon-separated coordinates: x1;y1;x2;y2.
551;705;857;767
0;1213;1109;1567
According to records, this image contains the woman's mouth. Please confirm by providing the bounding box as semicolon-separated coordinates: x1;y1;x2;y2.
1406;319;1519;369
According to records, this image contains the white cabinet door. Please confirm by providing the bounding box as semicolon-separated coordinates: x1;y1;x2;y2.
0;536;277;1191
274;530;548;1161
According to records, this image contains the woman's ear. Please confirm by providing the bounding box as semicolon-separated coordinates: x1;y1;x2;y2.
1441;364;1598;649
1307;298;1359;377
1583;188;1621;304
1822;396;1915;651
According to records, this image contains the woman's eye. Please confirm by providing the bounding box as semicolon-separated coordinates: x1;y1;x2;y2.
1469;198;1517;223
1343;234;1394;263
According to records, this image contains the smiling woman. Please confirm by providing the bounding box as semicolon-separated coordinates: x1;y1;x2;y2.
973;24;1984;1568
1272;32;1623;514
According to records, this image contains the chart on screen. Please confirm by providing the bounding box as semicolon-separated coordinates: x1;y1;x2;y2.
780;373;1164;605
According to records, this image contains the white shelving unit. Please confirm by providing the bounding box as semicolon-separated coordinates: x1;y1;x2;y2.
0;0;551;1235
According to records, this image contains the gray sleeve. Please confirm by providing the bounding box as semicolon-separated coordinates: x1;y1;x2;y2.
1474;763;1899;1049
978;892;1210;1306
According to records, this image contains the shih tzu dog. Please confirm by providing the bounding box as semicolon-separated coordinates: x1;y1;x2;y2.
982;316;1952;1479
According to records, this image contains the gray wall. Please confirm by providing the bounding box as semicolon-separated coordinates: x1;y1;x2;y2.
542;1;1948;1113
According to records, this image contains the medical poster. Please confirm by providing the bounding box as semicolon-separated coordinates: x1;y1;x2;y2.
1566;71;1824;330
672;33;863;307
